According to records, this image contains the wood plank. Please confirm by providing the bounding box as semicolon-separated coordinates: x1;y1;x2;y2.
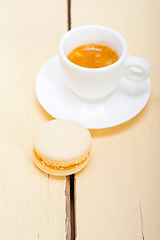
72;0;160;239
0;1;69;239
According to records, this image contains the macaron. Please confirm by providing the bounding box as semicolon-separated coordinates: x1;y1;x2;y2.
33;119;91;176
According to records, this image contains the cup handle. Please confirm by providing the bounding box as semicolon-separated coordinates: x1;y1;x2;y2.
123;56;151;82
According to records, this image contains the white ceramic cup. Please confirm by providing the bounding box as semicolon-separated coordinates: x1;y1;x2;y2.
59;25;151;101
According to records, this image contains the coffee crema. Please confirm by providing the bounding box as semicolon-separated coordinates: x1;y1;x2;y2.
67;43;119;68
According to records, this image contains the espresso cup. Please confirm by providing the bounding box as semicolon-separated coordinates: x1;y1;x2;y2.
59;25;151;101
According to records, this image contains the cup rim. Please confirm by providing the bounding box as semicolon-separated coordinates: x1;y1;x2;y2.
59;25;128;72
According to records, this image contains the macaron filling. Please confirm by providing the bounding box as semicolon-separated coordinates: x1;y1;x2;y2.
33;148;91;171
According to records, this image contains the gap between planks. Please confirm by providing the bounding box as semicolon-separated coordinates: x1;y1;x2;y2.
66;2;77;240
65;174;76;240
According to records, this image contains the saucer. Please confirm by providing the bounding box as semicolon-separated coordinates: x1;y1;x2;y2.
35;55;151;129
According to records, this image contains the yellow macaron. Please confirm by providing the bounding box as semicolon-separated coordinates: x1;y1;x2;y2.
33;119;91;176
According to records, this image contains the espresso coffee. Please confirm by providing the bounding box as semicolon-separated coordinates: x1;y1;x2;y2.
67;43;119;68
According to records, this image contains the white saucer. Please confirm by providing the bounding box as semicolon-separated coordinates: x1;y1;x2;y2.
35;55;151;129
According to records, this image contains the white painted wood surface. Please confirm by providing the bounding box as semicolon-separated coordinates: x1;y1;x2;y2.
72;0;160;239
1;1;159;239
0;1;68;239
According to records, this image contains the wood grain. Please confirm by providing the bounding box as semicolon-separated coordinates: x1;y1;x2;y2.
72;0;160;239
0;1;68;239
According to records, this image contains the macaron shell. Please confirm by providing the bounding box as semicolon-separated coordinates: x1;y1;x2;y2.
32;151;90;176
33;119;91;162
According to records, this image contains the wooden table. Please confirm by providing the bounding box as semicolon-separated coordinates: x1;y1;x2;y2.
0;0;159;239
